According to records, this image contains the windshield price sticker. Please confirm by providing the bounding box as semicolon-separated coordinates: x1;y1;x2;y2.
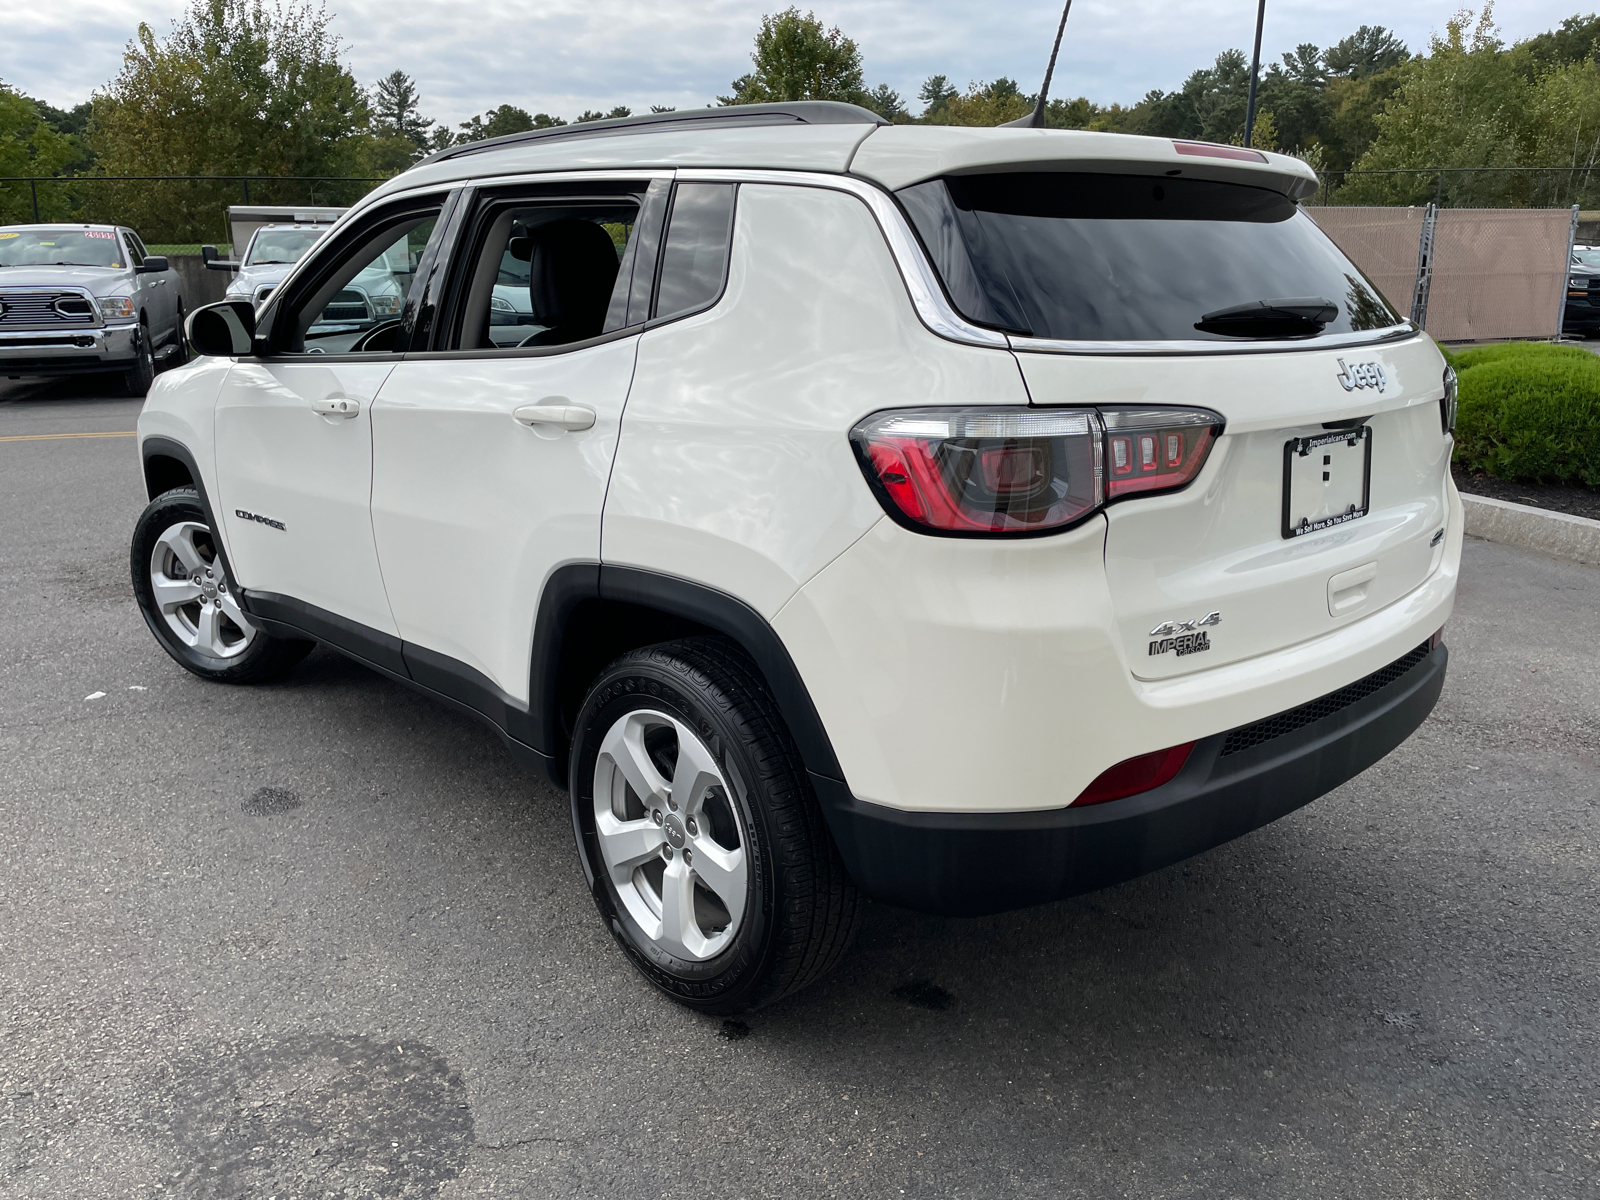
1282;426;1372;540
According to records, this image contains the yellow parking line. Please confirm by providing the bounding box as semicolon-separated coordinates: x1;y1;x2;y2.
0;431;137;442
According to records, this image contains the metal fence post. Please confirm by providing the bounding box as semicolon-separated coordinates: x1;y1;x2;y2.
30;179;39;222
1410;203;1437;331
242;178;250;204
1557;203;1580;341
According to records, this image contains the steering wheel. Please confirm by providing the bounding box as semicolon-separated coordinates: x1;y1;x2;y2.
350;319;402;353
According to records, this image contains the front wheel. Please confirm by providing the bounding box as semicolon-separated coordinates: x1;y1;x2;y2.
130;487;313;683
570;637;859;1014
121;326;155;396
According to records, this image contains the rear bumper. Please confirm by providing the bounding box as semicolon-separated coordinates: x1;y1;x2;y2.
0;325;138;375
812;641;1447;917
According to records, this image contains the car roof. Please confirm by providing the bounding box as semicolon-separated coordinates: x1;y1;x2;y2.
366;101;1318;207
254;223;334;232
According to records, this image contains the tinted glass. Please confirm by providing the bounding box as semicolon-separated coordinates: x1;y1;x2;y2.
899;173;1402;342
247;229;326;265
284;212;439;354
1573;248;1600;268
653;183;736;321
458;201;638;350
0;229;123;268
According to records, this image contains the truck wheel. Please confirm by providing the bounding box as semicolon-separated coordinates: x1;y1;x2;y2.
122;325;155;396
570;637;859;1014
131;488;313;683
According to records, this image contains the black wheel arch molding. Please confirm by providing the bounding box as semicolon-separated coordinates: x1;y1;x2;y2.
229;563;850;795
139;436;244;594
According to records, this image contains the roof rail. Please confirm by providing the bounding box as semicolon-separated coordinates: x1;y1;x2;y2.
417;101;888;167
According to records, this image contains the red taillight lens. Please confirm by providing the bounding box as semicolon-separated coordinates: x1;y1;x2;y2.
851;408;1103;535
1100;408;1223;500
1072;742;1195;807
853;406;1224;536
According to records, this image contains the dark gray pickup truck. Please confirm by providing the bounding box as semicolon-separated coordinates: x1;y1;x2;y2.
0;223;185;395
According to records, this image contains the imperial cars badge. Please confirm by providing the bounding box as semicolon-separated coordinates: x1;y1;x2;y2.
1335;358;1386;392
1148;611;1220;656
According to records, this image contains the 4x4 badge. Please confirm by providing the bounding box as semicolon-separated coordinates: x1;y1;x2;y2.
1335;358;1386;392
1147;611;1220;658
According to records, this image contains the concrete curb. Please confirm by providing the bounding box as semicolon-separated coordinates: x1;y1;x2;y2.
1460;492;1600;566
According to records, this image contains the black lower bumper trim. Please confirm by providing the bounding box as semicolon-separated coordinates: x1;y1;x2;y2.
811;643;1448;917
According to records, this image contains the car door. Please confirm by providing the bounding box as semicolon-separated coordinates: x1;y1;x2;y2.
118;230;165;345
212;193;452;668
124;229;175;342
368;176;670;712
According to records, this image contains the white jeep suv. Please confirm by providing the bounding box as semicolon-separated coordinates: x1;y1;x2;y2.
131;102;1460;1013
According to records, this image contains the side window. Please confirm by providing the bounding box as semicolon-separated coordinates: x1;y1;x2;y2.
452;195;642;350
121;231;144;268
276;207;442;355
652;184;736;322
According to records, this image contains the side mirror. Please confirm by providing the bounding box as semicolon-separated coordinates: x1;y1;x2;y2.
138;256;170;274
187;301;257;358
201;245;239;272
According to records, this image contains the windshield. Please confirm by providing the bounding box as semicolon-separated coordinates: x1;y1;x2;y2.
246;229;327;266
1573;248;1600;268
0;229;124;268
899;173;1403;342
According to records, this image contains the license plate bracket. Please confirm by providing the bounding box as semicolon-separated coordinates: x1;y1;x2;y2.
1282;426;1372;539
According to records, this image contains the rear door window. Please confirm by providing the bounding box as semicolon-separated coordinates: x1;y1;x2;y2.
899;172;1402;343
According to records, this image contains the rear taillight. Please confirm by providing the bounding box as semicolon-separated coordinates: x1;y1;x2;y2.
851;405;1223;537
1072;742;1195;806
1101;408;1222;500
850;408;1102;535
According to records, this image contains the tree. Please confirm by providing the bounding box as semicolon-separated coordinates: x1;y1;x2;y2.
931;77;1031;126
1324;25;1411;78
0;82;81;222
918;74;957;120
88;0;372;241
457;104;536;143
576;106;632;123
721;8;866;104
371;71;434;144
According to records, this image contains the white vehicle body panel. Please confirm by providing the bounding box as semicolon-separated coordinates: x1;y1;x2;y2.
604;182;1029;619
371;338;639;701
213;361;400;636
774;486;1460;813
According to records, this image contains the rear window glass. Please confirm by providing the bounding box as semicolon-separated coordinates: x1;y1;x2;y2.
898;173;1402;343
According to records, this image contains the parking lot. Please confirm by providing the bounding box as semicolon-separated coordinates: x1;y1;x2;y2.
2;378;1597;1199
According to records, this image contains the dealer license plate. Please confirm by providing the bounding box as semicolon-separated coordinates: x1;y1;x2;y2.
1282;426;1372;539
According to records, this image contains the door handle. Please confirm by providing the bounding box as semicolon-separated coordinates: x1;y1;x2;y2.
513;403;595;432
311;395;361;418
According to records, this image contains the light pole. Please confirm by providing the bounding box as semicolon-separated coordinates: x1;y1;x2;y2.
1244;0;1267;148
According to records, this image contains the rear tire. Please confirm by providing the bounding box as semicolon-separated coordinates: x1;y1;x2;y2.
131;487;313;683
570;637;859;1014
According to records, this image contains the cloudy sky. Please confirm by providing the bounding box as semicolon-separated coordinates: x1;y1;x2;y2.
3;1;1591;128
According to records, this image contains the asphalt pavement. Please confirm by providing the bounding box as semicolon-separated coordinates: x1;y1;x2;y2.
2;376;1597;1199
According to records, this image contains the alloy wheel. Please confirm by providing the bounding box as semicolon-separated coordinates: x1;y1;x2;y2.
148;520;257;659
593;709;750;961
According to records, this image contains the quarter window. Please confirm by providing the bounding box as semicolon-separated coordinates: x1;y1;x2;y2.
652;184;736;322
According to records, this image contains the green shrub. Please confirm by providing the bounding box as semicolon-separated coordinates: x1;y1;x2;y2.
1449;341;1600;488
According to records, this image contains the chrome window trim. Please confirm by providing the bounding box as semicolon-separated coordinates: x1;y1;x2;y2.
1007;324;1420;357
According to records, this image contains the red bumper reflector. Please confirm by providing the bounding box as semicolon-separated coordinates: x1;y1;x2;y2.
1072;742;1196;807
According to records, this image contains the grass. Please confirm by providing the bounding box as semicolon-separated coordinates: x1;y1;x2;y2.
1441;340;1600;489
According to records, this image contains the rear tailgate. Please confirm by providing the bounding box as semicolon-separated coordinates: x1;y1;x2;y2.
1015;334;1451;679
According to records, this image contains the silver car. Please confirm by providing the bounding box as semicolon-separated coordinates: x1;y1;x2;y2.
0;224;183;394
